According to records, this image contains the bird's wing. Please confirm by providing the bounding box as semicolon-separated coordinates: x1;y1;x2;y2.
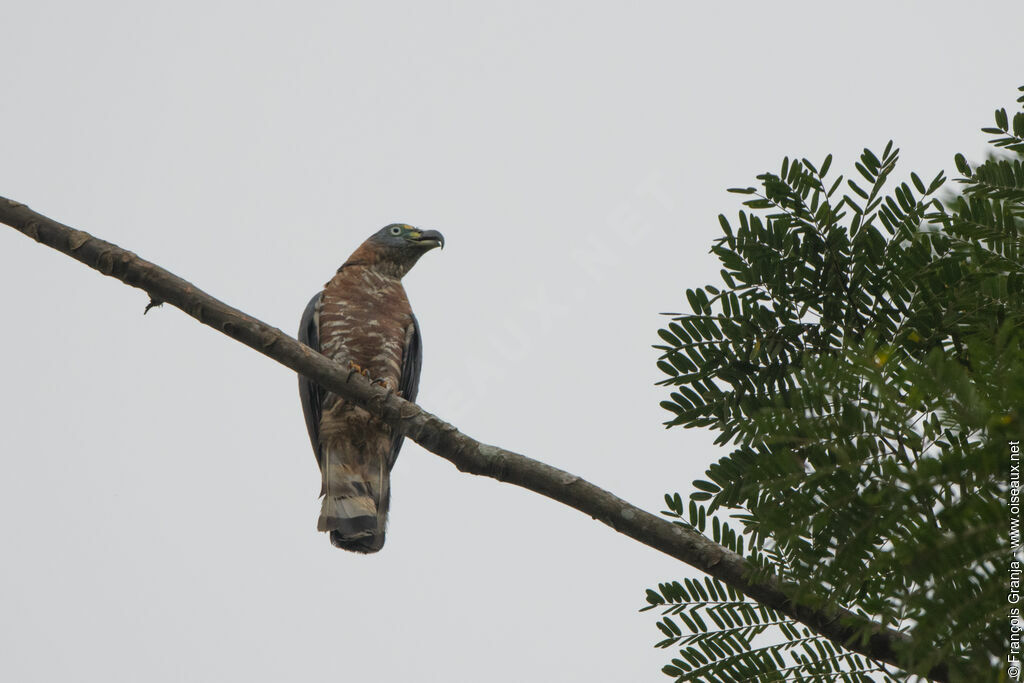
298;292;325;467
389;314;422;467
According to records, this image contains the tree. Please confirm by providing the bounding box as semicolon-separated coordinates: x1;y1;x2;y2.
644;86;1024;681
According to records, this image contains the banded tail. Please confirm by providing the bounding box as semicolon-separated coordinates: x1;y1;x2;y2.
318;447;390;553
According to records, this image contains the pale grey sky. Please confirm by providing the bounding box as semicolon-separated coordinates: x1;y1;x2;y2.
1;3;1021;682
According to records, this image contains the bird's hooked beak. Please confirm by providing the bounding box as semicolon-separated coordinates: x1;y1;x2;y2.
408;229;445;250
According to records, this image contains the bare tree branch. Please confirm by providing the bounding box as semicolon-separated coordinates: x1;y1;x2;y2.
0;196;948;682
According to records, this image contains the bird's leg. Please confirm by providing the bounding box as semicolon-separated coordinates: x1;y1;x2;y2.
369;377;396;409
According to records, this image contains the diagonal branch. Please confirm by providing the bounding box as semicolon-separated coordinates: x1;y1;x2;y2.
0;196;948;682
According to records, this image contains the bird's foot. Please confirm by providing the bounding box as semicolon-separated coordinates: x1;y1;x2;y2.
346;363;369;383
371;377;396;391
346;362;372;379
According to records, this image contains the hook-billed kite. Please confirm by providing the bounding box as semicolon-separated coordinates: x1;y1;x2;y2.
298;224;444;552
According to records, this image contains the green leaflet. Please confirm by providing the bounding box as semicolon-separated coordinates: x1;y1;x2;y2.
647;85;1024;682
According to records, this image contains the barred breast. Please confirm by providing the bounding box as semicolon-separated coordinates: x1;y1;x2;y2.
318;265;412;387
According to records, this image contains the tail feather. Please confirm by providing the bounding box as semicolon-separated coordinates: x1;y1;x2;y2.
317;497;376;534
318;447;390;553
329;528;385;553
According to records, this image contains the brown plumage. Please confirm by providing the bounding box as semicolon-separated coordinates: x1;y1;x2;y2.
298;224;444;552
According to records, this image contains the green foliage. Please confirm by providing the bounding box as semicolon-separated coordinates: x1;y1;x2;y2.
646;86;1024;681
641;500;900;682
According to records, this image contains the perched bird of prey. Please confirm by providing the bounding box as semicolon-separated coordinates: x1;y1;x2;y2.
298;224;444;552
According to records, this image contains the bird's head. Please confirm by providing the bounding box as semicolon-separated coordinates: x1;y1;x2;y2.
351;223;444;278
372;223;445;251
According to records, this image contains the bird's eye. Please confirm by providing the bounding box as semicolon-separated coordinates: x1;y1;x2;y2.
390;226;402;235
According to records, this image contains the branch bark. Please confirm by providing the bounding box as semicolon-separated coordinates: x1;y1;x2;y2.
0;196;948;682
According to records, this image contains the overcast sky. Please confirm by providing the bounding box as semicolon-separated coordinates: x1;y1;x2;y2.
1;3;1022;682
